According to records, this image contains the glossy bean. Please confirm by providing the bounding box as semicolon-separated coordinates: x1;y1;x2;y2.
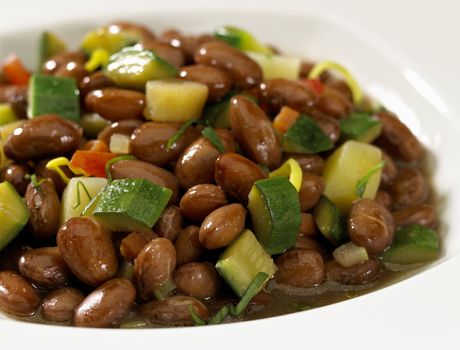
179;64;233;101
34;159;67;195
179;184;228;223
0;85;28;118
133;238;176;301
316;87;352;119
285;154;324;175
275;249;326;288
313;114;341;144
194;41;262;89
299;213;318;237
174;262;220;298
120;231;157;262
97;119;142;145
294;237;327;258
175;226;204;266
325;80;353;102
174;129;236;189
327;259;381;285
110;21;156;42
42;51;86;75
159;30;213;63
229;95;282;169
41;287;85;322
214;152;267;203
298;172;325;212
374;191;392;210
18;247;71;288
142;40;185;68
110;159;180;204
153;206;183;242
79;71;115;98
381;151;397;187
131;122;200;166
25;179;60;240
3;115;81;161
198;203;246;249
0;245;31;271
392;204;436;228
348;199;395;255
74;278;136;328
57;217;118;286
53;61;87;84
0;163;30;196
85;88;145;122
0;270;40;316
390;167;428;209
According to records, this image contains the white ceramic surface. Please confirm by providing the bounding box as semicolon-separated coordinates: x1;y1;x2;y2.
0;1;459;349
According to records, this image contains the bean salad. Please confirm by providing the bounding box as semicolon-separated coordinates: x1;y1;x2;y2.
0;22;439;328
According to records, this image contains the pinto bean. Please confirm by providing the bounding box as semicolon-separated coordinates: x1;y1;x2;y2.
159;30;214;63
348;199;395;255
74;278;136;328
275;249;326;288
175;129;236;189
294;237;327;258
229;95;282;169
0;85;28;118
175;226;204;266
214;153;267;203
286;154;324;175
25;179;60;240
390;167;428;209
120;231;157;262
0;270;40;316
41;287;85;322
327;259;381;285
34;159;67;195
381;151;397;187
174;262;220;298
375;191;392;210
179;65;233;101
313;115;341;144
194;41;262;89
18;247;71;288
299;213;318;237
79;71;115;97
42;51;86;75
110;159;180;204
53;61;87;84
179;184;228;223
110;21;156;42
0;163;30;196
199;204;246;249
298;172;325;212
392;204;436;228
142;40;185;68
326;80;353;102
3;114;81;161
131;122;200;166
133;238;176;301
153;206;183;242
316;87;352;119
57;217;118;286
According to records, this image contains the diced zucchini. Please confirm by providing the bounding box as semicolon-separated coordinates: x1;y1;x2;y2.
28;74;80;122
0;182;30;252
109;134;131;154
282;115;333;154
248;177;301;255
93;179;172;232
0;120;25;141
81;113;111;139
144;79;208;122
323;140;382;213
381;225;439;264
0;104;18;126
39;31;67;67
105;46;178;90
0;139;5;169
202;96;231;128
333;242;368;267
60;177;108;225
340;112;382;143
214;26;272;54
314;195;347;246
247;52;301;80
269;158;302;191
216;229;277;298
81;26;141;55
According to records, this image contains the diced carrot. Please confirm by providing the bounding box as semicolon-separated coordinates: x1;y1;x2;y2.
273;106;300;134
81;140;109;152
70;150;118;178
2;54;30;85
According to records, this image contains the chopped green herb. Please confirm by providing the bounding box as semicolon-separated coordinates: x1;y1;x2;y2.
189;305;207;326
104;155;136;181
201;127;225;153
208;305;230;325
290;302;314;312
72;181;92;210
339;112;382;143
355;161;385;198
166;118;197;150
29;174;45;191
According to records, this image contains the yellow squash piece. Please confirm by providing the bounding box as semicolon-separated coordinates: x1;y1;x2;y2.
247;52;301;80
269;158;302;191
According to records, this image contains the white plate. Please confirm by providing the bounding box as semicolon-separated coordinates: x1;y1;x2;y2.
1;1;459;349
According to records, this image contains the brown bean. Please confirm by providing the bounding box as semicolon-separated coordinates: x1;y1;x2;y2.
142;40;185;68
175;226;204;266
120;231;157;262
286;154;324;175
298;172;325;212
180;184;228;223
179;65;233;101
53;62;87;84
153;206;183;242
85;88;145;122
258;78;317;115
392;204;436;228
34;159;67;195
0;245;31;271
140;295;209;325
110;21;156;42
327;259;381;285
375;191;392;210
299;61;330;81
133;238;176;301
174;262;220;298
25;179;60;240
57;217;118;286
110;159;180;204
391;167;428;209
159;30;214;63
42;51;86;75
18;247;71;288
175;129;236;189
98;119;142;145
376;111;424;162
299;213;318;237
229;95;282;169
326;80;353;102
41;287;85;322
0;163;30;196
131;122;200;166
381;151;397;187
348;198;395;255
313;114;341;144
275;249;326;288
3;115;81;161
0;270;40;316
294;237;327;258
316;87;352;119
214;152;267;203
199;203;246;249
74;278;136;328
79;71;115;98
0;85;28;118
194;41;262;89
